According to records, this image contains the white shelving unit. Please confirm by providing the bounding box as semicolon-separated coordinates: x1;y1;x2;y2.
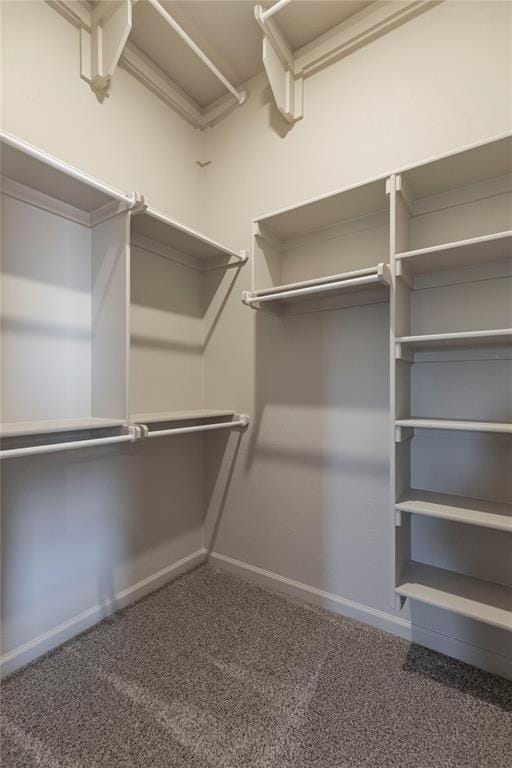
0;132;249;456
248;177;391;314
129;203;247;428
390;133;512;631
0;132;136;442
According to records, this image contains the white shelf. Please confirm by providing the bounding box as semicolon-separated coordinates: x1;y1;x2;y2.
244;264;390;307
396;562;512;631
0;417;126;438
396;418;512;435
255;178;388;240
131;409;235;424
396;231;512;275
131;207;242;262
395;328;512;352
397;489;512;533
1;130;131;215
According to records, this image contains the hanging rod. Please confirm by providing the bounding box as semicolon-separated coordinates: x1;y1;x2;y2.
260;0;293;22
0;428;139;460
0;131;139;210
141;415;250;439
243;268;390;306
145;0;247;105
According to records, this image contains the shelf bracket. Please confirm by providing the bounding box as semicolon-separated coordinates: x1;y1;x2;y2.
395;425;413;443
395;343;414;364
254;4;303;126
80;0;132;102
395;510;403;527
395;260;415;289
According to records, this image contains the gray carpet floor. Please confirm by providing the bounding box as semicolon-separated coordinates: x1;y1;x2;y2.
1;565;511;768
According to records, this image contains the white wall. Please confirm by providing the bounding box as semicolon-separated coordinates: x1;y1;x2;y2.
202;0;512;675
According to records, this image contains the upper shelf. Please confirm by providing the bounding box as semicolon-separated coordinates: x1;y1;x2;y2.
0;417;126;439
131;207;245;264
243;264;391;308
0;131;133;217
396;231;512;275
402;134;512;200
255;178;388;241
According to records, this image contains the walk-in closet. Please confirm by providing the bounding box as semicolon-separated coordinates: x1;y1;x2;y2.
1;1;511;766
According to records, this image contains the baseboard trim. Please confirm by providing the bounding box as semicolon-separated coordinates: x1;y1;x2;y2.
208;551;512;681
1;548;208;678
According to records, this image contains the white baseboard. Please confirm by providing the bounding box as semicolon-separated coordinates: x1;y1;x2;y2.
208;551;512;681
1;548;208;678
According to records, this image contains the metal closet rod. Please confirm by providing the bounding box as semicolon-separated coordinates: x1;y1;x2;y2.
0;417;250;459
244;273;384;305
145;0;247;105
143;415;250;439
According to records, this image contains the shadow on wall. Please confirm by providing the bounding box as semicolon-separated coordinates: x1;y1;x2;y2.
233;298;390;599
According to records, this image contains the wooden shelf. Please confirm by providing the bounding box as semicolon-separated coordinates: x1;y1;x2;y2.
131;409;235;425
244;264;390;307
396;562;512;631
396;418;512;435
0;417;126;438
397;489;512;532
395;328;512;352
396;231;512;275
131;207;242;262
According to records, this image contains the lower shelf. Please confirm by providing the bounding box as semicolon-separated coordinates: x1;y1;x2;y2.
396;489;512;532
396;562;512;631
0;417;126;438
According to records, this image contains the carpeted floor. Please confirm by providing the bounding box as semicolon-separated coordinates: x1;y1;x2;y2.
1;565;511;768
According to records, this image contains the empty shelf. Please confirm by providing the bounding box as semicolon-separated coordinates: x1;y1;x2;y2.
131;409;236;424
1;131;131;214
0;417;126;438
395;328;512;351
396;418;512;435
397;489;512;532
396;231;512;275
396;562;512;631
131;207;243;262
243;264;390;306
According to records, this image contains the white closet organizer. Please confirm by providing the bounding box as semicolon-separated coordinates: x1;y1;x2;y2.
0;131;137;444
390;133;512;631
0;133;248;457
243;178;391;313
129;205;248;436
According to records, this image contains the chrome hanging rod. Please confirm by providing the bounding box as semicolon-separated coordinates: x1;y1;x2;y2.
0;428;139;460
145;0;247;105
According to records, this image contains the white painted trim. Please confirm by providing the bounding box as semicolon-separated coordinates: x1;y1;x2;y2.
1;548;207;678
208;552;512;681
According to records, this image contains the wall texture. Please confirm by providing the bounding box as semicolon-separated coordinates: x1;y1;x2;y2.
201;0;512;677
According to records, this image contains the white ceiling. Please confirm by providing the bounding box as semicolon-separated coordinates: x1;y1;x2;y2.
129;1;374;108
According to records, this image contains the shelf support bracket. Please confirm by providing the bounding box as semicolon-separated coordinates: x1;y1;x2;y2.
80;0;132;102
395;425;413;443
254;4;303;126
395;343;414;364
